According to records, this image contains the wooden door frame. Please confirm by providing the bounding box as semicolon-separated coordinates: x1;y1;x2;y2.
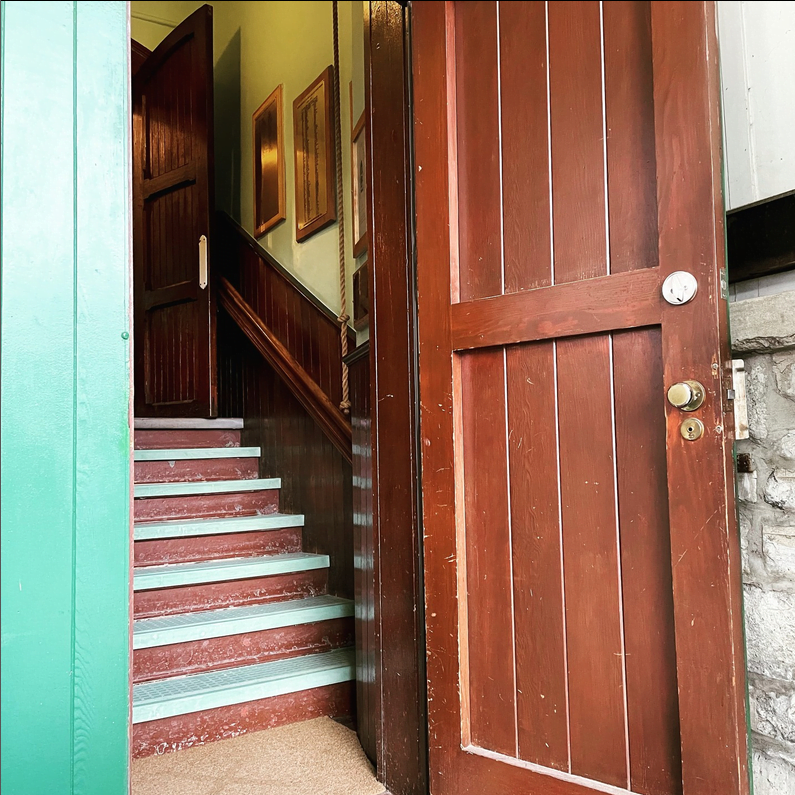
364;2;428;793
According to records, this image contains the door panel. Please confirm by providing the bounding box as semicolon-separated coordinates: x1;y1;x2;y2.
133;5;216;417
413;2;748;794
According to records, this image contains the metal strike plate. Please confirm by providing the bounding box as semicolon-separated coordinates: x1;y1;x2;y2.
732;359;750;440
667;380;706;411
662;271;698;305
680;418;704;441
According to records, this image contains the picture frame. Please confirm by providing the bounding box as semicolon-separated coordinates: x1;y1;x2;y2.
252;85;286;238
293;66;337;243
352;260;370;331
351;110;368;258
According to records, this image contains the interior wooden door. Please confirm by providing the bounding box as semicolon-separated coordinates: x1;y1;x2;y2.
133;5;216;417
412;2;749;794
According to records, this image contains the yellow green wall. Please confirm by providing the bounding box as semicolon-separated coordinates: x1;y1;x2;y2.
131;1;366;319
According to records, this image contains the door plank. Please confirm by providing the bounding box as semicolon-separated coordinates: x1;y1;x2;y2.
548;0;607;284
603;1;659;275
451;267;661;350
614;328;682;795
454;1;502;302
499;0;551;293
506;343;568;770
459;348;516;756
557;335;627;788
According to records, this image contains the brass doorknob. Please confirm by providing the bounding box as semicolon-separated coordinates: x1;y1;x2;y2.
667;380;705;411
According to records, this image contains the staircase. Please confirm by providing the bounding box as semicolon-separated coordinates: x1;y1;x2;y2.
131;418;355;758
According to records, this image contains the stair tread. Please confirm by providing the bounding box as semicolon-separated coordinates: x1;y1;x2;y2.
134;552;329;591
132;648;354;723
133;595;353;649
135;418;244;430
134;447;260;461
135;478;280;498
134;513;305;540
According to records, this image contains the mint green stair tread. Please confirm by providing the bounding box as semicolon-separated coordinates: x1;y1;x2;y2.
134;447;261;461
133;552;329;591
134;418;244;430
132;648;355;723
133;595;354;649
134;478;280;498
134;513;305;541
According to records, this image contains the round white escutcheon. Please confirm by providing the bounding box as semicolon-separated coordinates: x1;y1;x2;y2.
662;271;698;305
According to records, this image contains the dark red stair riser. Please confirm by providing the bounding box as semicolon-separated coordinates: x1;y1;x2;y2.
134;528;303;567
132;681;354;758
134;457;259;484
134;489;279;522
134;429;241;450
133;619;354;682
134;569;329;619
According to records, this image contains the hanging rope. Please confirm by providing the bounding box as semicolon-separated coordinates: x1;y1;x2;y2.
332;0;351;415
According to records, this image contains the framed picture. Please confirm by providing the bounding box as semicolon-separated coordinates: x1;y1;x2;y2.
352;261;369;331
252;85;286;237
351;110;368;258
293;66;336;242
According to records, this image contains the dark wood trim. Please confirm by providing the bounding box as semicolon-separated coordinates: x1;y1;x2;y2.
218;277;352;464
142;163;197;200
364;2;427;793
651;3;749;792
343;339;370;366
142;281;196;311
216;211;354;339
727;189;795;282
131;38;151;76
451;267;661;350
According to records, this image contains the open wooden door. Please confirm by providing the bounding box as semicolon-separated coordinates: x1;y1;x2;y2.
133;5;216;418
412;2;749;794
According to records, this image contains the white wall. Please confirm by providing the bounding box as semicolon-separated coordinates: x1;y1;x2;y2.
718;1;795;210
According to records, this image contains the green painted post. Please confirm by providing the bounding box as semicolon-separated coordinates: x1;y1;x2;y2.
1;2;131;793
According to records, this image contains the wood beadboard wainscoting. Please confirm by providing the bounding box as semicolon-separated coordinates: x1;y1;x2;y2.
215;212;355;600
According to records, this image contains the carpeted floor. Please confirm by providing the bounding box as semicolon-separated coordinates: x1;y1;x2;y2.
132;717;387;795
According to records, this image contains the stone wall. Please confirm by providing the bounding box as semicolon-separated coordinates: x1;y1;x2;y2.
732;288;795;794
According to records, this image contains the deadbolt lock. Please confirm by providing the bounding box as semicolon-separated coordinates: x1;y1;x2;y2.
680;418;704;441
667;380;706;411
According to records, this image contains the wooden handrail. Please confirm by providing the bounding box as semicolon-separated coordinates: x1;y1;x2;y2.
218;277;353;464
217;211;354;342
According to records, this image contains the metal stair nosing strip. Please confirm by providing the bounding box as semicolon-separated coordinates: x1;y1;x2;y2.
134;447;261;461
134;418;244;430
133;595;354;649
132;647;355;723
133;513;305;541
134;478;281;499
133;552;330;591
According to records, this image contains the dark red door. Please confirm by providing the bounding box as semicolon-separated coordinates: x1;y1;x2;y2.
413;2;749;794
133;5;216;418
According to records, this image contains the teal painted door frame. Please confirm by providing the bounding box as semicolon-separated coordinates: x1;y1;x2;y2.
1;2;132;793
